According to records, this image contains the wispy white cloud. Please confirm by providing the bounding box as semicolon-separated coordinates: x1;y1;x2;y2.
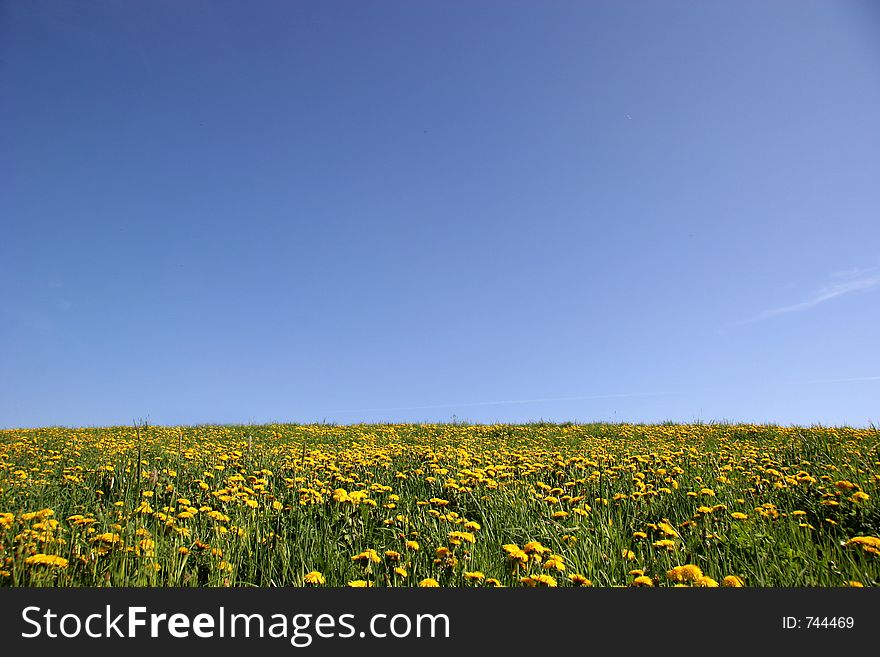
734;266;880;326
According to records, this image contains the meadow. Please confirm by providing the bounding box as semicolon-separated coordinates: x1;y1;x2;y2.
1;423;878;587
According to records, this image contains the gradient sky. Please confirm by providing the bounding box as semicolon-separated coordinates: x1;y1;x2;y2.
2;1;879;428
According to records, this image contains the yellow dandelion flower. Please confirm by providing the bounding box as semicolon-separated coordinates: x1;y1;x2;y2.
91;532;122;545
523;541;551;556
25;554;68;568
303;571;325;585
520;574;557;587
722;575;744;587
503;544;529;565
843;536;880;556
667;564;704;583
448;531;476;545
543;555;566;571
631;575;654;587
352;549;382;564
658;521;679;537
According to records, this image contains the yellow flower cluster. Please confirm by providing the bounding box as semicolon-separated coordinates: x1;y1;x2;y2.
0;422;876;587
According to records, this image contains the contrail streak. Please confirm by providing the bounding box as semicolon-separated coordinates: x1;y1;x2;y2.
798;376;880;384
734;273;879;326
329;391;677;414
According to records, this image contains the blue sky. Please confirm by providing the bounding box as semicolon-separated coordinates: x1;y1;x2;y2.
2;1;879;428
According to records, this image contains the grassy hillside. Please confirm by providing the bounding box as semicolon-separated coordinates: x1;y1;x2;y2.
1;423;878;586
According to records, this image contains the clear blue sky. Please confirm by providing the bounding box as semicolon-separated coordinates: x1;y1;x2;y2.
3;1;879;429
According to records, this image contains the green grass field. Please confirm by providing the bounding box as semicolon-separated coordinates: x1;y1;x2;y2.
1;422;878;587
